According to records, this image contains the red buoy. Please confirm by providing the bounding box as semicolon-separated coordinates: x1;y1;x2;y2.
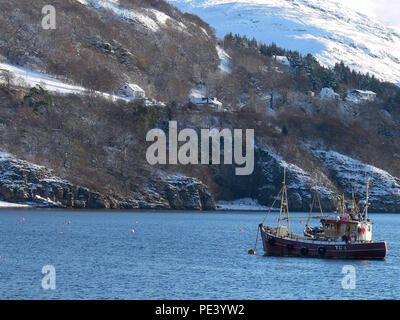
130;229;135;233
239;229;244;232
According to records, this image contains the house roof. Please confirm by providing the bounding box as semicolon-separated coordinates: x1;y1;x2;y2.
352;89;376;95
191;97;222;105
123;83;145;93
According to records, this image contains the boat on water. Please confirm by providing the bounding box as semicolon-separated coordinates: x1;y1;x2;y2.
251;169;387;259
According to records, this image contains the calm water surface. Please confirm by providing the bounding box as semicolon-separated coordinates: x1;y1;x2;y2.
0;209;398;300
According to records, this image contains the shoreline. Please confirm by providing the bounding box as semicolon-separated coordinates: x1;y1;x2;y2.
0;204;399;214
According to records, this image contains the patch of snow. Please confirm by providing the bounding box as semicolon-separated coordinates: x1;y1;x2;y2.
216;45;231;73
0;62;85;95
0;201;31;208
217;198;270;211
76;0;187;33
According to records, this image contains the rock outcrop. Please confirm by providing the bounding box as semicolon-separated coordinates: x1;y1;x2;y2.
0;151;216;210
310;148;400;213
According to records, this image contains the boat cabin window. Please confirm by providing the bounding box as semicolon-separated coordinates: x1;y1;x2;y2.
325;223;334;230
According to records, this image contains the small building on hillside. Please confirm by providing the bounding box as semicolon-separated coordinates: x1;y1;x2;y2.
116;83;145;99
346;89;376;103
320;87;340;100
191;97;223;110
273;55;290;66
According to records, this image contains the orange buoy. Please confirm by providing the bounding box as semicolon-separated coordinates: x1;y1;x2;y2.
248;249;256;255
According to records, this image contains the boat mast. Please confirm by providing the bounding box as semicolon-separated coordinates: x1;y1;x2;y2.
307;186;324;225
364;180;370;221
278;167;291;233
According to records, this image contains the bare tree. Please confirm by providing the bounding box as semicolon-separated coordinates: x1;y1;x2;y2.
0;69;15;91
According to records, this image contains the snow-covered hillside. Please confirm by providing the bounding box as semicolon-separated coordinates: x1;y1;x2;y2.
75;0;187;33
309;148;400;212
0;62;85;95
168;0;400;83
0;61;162;104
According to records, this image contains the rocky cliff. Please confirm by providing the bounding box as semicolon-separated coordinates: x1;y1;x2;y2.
0;151;216;210
211;145;400;213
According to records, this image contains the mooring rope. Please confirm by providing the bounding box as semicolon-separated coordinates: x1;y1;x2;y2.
249;187;283;254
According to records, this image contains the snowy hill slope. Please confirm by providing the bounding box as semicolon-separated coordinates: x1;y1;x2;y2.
168;0;400;83
310;148;400;212
0;61;135;102
75;0;187;33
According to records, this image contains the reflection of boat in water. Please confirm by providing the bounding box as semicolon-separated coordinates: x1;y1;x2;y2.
250;169;387;259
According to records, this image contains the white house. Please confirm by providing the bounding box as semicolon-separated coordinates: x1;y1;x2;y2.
116;83;145;99
320;87;340;100
346;89;376;103
191;97;223;110
273;55;290;66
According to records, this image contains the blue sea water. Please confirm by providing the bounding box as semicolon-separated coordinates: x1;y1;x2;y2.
0;209;398;300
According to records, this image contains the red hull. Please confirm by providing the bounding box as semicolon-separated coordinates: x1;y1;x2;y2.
260;225;387;259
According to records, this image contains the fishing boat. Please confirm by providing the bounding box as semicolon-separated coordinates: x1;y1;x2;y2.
249;169;387;259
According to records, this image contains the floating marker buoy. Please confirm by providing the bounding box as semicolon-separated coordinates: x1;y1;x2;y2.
130;229;135;233
248;249;256;255
239;229;244;232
